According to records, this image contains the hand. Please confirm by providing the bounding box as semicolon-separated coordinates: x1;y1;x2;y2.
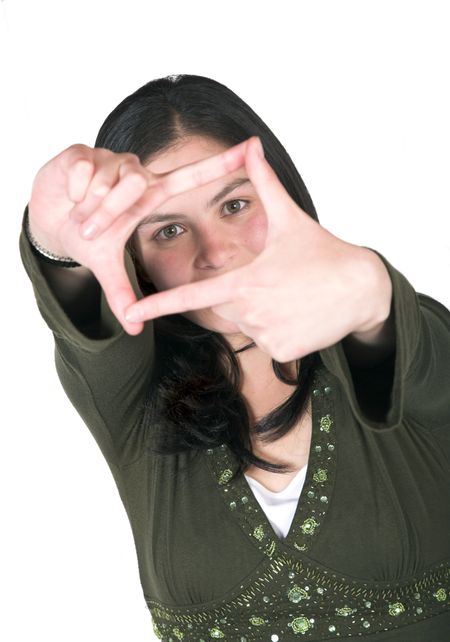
125;138;385;360
28;140;251;335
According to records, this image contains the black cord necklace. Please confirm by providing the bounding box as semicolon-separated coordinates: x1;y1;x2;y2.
233;340;256;354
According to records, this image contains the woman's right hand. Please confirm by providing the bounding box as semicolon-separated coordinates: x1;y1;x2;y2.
27;141;251;335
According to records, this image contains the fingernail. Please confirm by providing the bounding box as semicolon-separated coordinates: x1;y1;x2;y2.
81;222;98;239
125;308;142;323
255;136;265;159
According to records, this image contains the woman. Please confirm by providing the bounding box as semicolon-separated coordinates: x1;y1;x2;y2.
20;74;450;641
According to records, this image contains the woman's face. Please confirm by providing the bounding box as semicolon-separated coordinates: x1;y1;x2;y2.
133;135;268;336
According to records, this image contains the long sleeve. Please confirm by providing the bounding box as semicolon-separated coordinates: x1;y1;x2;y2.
319;248;450;434
19;215;155;470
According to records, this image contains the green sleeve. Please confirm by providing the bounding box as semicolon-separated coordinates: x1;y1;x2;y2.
19;213;155;470
320;248;450;432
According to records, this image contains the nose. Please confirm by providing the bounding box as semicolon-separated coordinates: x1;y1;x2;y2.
193;229;238;271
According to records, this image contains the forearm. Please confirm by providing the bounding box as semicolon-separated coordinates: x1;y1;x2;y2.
37;259;103;333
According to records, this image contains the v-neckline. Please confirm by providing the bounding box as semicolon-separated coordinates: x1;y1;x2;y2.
204;362;337;558
244;462;308;496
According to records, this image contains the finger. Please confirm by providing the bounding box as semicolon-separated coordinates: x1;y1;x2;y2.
124;268;243;323
66;158;96;203
125;137;252;226
244;137;303;237
78;161;149;238
57;145;96;203
92;249;143;335
68;152;138;223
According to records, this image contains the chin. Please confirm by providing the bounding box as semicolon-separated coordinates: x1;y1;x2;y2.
183;310;241;336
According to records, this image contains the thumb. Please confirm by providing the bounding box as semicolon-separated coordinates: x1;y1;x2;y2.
244;137;296;240
93;251;143;335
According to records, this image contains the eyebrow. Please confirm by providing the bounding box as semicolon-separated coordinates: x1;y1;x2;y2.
137;177;251;227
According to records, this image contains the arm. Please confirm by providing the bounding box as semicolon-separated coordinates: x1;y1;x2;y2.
321;247;450;430
37;262;103;335
20;216;155;469
342;250;396;369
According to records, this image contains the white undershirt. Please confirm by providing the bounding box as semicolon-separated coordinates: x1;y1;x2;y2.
244;464;308;539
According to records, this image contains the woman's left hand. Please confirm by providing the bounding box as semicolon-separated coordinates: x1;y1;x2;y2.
125;138;392;362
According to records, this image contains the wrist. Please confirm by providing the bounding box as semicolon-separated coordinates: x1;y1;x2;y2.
25;206;81;268
352;249;393;335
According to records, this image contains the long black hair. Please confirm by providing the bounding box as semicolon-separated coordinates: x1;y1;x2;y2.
95;74;321;476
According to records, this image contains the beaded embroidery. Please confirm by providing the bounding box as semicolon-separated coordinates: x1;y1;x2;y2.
146;556;449;641
145;364;450;640
205;365;337;558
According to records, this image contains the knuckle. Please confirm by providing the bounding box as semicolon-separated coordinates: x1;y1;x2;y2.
97;200;115;218
151;180;171;206
67;143;90;156
150;298;161;318
63;145;93;170
94;147;113;159
122;152;140;164
126;171;148;189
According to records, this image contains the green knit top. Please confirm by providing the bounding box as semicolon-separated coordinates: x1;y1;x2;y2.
20;215;450;641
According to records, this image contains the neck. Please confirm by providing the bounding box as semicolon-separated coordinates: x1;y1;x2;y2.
233;340;256;354
222;332;297;387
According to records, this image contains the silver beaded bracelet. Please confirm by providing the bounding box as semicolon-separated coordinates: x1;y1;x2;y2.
24;208;81;268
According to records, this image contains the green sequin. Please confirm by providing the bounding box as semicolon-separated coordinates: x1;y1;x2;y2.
249;616;265;626
253;525;265;541
319;414;333;433
389;602;405;616
209;627;225;638
173;626;184;640
336;606;356;617
313;468;328;483
288;585;309;603
218;468;233;485
434;588;447;601
300;517;319;535
290;616;312;634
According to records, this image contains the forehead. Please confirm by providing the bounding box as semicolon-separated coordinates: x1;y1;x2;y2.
145;136;230;175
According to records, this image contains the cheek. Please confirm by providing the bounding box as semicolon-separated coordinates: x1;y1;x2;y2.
148;253;192;291
136;242;193;292
244;210;268;254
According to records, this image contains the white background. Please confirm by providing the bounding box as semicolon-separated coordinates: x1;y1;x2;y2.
1;1;449;640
